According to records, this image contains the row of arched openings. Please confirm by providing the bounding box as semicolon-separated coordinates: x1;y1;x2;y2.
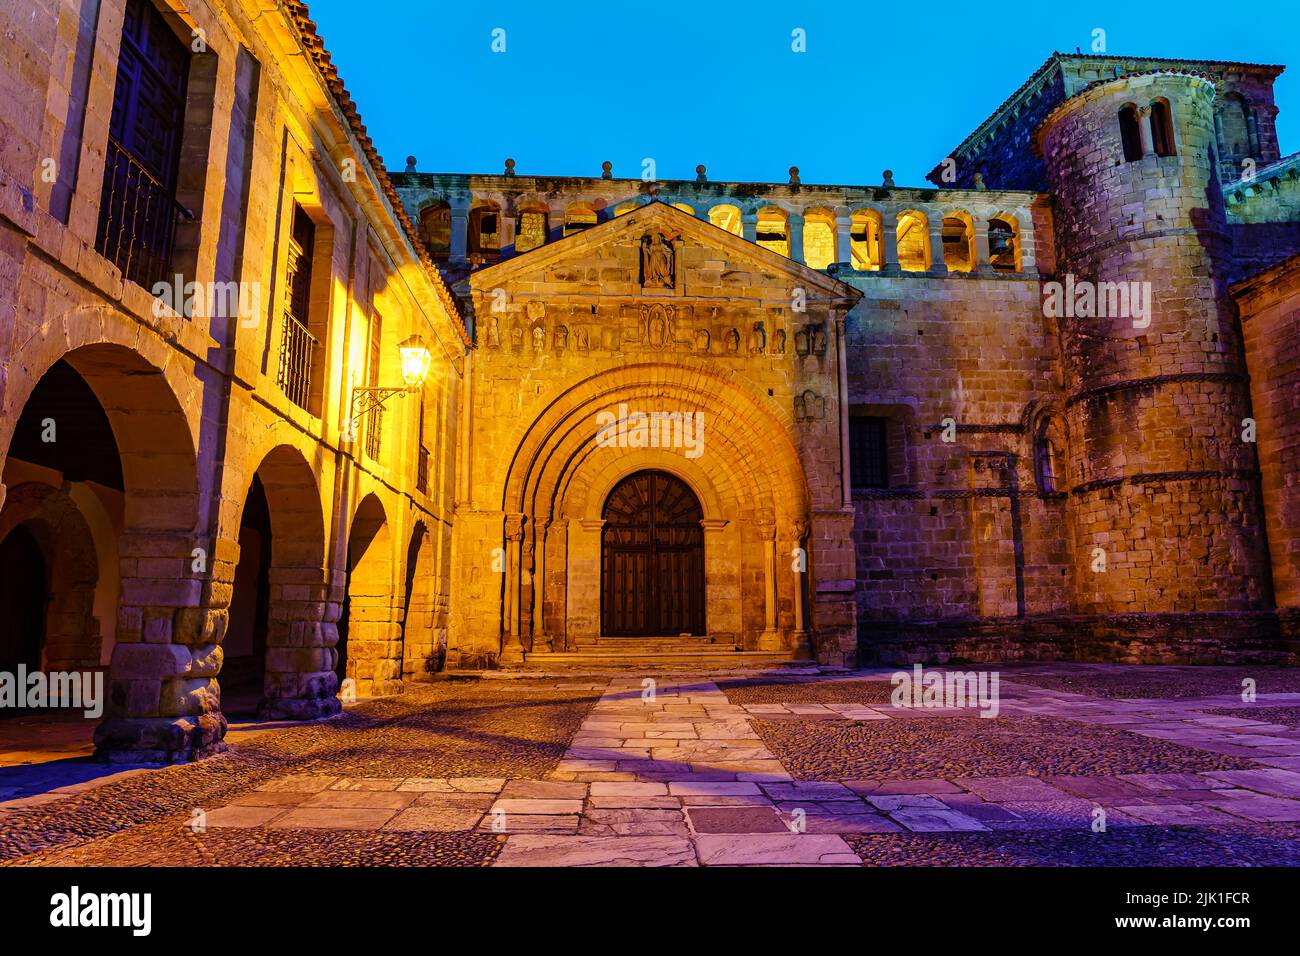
420;200;1022;274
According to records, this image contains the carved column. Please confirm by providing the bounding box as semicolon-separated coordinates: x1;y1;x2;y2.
500;513;527;664
1137;106;1154;158
757;520;782;651
532;518;552;652
788;517;811;659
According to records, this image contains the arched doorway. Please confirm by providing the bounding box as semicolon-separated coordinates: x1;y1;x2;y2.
223;475;271;715
601;470;705;636
0;526;48;676
338;493;399;696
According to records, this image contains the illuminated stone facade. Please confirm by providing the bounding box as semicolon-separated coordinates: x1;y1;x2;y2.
1;0;1298;767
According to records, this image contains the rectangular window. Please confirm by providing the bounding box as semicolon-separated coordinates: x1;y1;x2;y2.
415;387;430;494
96;0;191;288
364;311;384;460
276;205;318;411
850;416;889;490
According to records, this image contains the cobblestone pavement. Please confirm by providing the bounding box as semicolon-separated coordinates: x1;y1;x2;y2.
3;665;1300;866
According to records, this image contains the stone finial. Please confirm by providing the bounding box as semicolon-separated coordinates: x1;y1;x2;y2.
504;157;516;177
696;164;707;184
973;172;987;191
404;155;417;173
788;166;801;185
601;160;613;179
882;169;895;188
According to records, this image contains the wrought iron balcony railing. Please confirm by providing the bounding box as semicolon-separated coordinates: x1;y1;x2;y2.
95;137;193;290
277;310;318;412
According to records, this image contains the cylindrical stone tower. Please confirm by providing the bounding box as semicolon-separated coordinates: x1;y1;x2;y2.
1036;71;1272;622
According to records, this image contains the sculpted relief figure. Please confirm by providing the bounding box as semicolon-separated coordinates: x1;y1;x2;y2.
640;231;677;289
485;315;501;348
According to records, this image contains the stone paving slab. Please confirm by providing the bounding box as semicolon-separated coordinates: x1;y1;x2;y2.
693;833;861;865
494;835;698;867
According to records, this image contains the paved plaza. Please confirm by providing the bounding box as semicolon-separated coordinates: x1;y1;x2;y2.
3;665;1300;866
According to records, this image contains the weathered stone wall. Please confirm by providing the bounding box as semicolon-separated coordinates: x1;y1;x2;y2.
0;0;464;760
844;267;1072;647
1038;73;1272;627
1235;257;1300;624
1224;154;1300;280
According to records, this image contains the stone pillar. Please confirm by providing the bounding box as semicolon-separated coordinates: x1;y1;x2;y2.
449;200;469;264
500;513;527;663
260;563;342;719
531;519;552;652
1137;106;1154;157
741;210;758;243
835;317;852;508
787;213;804;263
974;218;993;275
757;520;781;651
94;531;227;763
835;215;852;268
788;517;811;659
882;216;900;273
928;217;948;275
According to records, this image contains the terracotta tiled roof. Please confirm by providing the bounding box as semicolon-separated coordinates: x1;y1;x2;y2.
279;1;469;346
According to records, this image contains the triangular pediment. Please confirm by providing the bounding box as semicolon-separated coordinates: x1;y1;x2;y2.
468;200;861;305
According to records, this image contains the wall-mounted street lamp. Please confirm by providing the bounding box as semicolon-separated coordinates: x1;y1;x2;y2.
347;333;432;434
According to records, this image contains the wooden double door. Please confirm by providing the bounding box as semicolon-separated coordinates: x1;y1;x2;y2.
600;470;705;636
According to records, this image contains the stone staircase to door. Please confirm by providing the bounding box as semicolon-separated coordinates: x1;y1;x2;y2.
509;635;812;674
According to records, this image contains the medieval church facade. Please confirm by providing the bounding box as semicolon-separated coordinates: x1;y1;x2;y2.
1;0;1299;761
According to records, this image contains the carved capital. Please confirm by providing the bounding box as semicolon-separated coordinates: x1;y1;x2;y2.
504;513;526;542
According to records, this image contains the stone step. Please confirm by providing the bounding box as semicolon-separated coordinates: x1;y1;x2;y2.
511;650;811;673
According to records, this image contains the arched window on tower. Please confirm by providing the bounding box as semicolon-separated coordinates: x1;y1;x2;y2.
1220;92;1256;162
849;209;882;270
1150;99;1176;157
988;216;1019;273
1034;420;1060;494
708;204;742;236
418;202;450;259
896;210;929;272
756;207;789;257
563;203;598;237
803;207;837;270
671;202;695;217
613;201;639;217
515;202;548;252
1119;104;1142;162
941;213;974;273
468;201;501;258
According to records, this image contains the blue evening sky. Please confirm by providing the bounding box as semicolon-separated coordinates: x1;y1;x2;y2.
305;0;1298;187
